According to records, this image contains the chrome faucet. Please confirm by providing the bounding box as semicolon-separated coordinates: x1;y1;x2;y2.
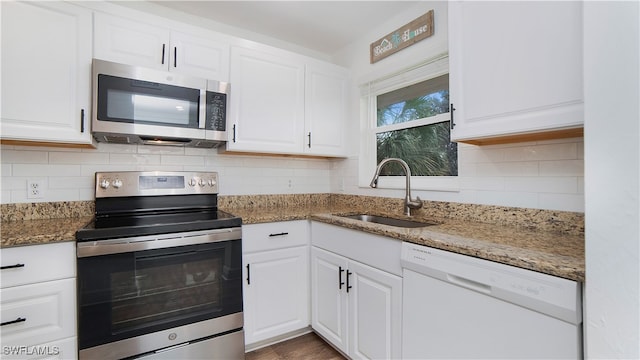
370;158;423;216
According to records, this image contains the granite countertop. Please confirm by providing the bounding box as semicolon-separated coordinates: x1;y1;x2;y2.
0;202;584;282
1;216;92;248
230;205;584;282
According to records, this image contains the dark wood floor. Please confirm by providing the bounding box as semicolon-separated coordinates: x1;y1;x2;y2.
245;332;345;360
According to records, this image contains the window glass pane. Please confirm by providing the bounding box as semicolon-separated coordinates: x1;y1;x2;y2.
377;75;449;127
376;121;458;176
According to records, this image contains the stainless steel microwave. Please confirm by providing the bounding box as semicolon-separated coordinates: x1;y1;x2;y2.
92;59;228;148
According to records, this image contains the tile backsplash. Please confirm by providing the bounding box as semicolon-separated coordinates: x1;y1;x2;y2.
332;138;584;212
1;143;332;203
1;137;584;212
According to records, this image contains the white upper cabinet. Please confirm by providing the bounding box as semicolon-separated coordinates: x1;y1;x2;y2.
304;62;349;157
449;1;584;144
94;12;229;81
227;46;348;157
1;1;93;146
227;47;305;154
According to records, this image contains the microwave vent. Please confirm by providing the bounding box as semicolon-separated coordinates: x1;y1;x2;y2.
100;134;133;144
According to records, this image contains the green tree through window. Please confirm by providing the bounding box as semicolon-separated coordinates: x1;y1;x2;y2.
375;75;457;176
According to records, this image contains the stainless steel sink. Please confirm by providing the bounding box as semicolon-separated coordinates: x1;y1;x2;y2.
340;214;436;228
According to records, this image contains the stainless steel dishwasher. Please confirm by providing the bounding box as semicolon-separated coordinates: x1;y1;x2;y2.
401;242;583;359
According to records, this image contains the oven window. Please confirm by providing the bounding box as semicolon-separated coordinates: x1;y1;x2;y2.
77;240;242;350
110;256;222;332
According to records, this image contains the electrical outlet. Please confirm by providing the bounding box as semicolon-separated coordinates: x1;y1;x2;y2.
27;179;44;199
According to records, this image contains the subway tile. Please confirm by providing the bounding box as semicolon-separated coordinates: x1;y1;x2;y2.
476;161;539;177
49;152;109;164
184;147;217;156
1;163;11;177
137;145;185;155
458;176;505;191
79;188;95;201
1;190;11;204
577;177;585;194
49;176;94;189
1;177;28;190
137;165;184;172
539;160;584;176
503;143;578;162
577;141;584;160
1;149;48;164
540;193;585;212
90;142;138;153
505;176;579;193
161;155;204;166
109;153;161;165
458;147;505;164
13;164;81;177
80;164;137;176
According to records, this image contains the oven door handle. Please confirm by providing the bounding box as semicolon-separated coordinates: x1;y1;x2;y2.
77;227;242;258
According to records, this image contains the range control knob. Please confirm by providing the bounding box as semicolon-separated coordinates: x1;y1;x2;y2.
112;179;123;189
198;178;207;187
188;178;197;187
99;179;110;189
208;179;217;187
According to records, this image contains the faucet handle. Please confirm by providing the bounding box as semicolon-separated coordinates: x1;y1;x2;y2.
407;196;423;209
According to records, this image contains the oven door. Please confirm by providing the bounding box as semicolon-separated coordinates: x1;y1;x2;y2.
76;229;243;355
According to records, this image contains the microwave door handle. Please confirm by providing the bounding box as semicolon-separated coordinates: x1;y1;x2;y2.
199;89;207;129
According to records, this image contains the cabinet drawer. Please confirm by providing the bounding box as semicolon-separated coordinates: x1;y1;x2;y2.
243;221;309;253
0;278;76;348
311;221;402;276
1;242;75;288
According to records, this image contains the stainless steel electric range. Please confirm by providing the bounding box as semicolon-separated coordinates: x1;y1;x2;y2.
75;171;244;360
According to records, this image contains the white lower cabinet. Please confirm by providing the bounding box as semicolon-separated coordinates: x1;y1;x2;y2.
311;222;402;359
242;221;310;347
0;242;77;360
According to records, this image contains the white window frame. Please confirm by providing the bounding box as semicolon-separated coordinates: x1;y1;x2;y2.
358;54;460;192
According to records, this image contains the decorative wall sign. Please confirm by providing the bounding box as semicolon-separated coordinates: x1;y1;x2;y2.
370;10;434;64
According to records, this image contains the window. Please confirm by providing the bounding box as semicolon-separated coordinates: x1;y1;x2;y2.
359;56;458;191
376;75;457;176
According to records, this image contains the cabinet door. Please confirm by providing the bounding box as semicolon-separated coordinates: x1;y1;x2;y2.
227;47;305;154
304;63;349;157
243;246;309;345
170;30;230;81
1;1;92;145
0;278;76;348
348;260;402;360
311;247;349;354
94;12;170;70
449;1;583;142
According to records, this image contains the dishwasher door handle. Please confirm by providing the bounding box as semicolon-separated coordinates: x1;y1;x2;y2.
446;274;491;294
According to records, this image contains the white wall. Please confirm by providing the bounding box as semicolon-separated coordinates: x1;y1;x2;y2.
0;143;331;203
331;1;584;212
584;2;640;358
